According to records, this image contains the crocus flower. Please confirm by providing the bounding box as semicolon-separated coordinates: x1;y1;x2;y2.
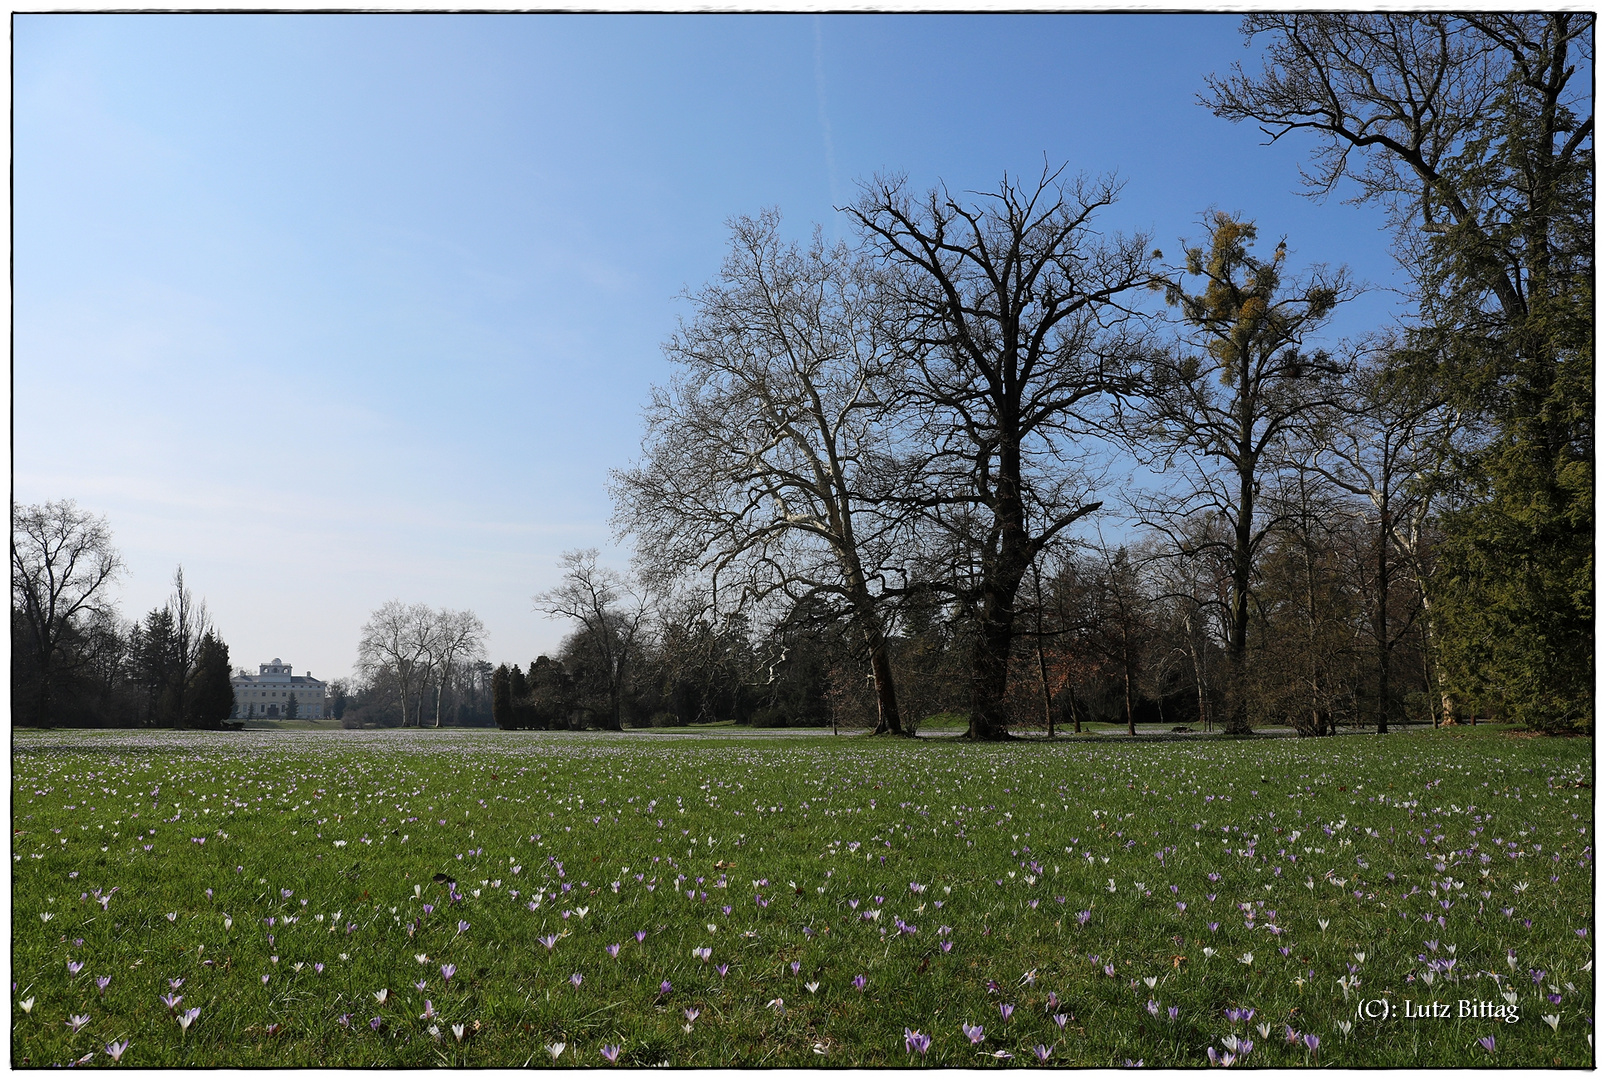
660;980;672;995
104;1040;129;1062
962;1022;985;1045
606;944;620;958
1033;1044;1052;1062
440;964;456;984
177;1008;200;1033
1478;1035;1496;1054
601;1044;621;1064
96;977;111;996
570;973;583;988
999;1003;1014;1022
853;975;868;991
66;1014;91;1033
67;961;84;976
904;1028;931;1054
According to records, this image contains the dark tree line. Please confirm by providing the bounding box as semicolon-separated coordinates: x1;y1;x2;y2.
11;500;236;729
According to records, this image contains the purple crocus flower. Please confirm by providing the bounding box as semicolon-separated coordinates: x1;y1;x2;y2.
440;963;456;984
601;1044;621;1064
1304;1033;1320;1053
1478;1035;1496;1053
904;1028;931;1054
659;980;672;995
999;1003;1014;1022
853;974;868;991
962;1021;985;1044
1033;1044;1052;1062
606;943;621;958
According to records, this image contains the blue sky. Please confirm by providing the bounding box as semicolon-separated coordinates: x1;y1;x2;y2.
14;14;1409;682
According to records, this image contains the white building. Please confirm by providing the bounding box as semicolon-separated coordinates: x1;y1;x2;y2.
232;659;327;719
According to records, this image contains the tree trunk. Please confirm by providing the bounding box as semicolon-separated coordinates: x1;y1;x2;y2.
1225;498;1255;734
966;553;1027;741
1185;611;1210;732
1375;503;1391;734
867;638;904;736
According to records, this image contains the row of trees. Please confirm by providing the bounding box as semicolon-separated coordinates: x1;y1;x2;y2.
11;500;236;728
559;14;1588;738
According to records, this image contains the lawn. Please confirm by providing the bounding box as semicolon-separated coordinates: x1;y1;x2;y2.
11;725;1593;1067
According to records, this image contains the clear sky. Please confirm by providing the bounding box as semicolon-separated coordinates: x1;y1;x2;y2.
14;13;1409;683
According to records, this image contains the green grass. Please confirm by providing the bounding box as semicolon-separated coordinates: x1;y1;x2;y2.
11;726;1593;1067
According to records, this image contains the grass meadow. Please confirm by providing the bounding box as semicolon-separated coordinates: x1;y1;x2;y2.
11;725;1593;1068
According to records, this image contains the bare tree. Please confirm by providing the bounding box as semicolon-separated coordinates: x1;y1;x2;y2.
425;608;486;728
165;566;213;728
614;212;912;734
847;165;1154;740
1311;358;1455;732
11;500;124;725
1134;214;1353;733
534;550;646;732
357;601;435;729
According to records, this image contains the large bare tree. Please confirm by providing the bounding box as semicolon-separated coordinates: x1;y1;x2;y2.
12;500;124;725
614;211;912;734
424;608;486;728
847;165;1153;740
357;601;435;728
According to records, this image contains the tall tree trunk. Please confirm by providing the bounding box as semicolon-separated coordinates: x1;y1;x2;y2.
1375;503;1391;734
967;545;1028;741
1225;464;1255;735
1185;610;1210;732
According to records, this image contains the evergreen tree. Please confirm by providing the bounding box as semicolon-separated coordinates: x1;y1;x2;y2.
184;632;235;729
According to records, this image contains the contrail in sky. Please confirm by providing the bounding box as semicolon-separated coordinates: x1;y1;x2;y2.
813;16;844;229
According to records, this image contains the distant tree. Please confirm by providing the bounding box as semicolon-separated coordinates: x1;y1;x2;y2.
185;631;235;729
527;656;571;729
283;692;299;720
131;607;178;726
535;551;646;732
357;601;434;729
327;678;350;721
11;499;124;725
491;664;514;729
425;608;486;728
